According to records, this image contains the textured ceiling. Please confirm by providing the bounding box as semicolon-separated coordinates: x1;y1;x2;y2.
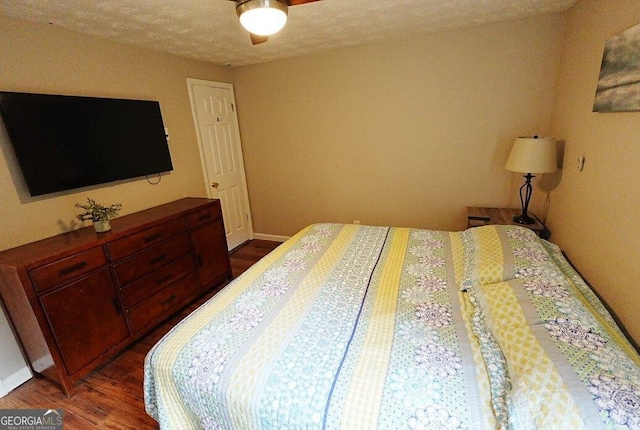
0;0;578;67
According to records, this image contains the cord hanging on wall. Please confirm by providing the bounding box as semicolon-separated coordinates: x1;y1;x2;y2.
146;174;162;185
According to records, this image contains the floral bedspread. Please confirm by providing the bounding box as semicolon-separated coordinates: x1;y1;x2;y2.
144;224;498;429
144;223;640;430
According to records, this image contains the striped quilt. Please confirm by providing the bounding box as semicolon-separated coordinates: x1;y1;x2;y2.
144;223;640;429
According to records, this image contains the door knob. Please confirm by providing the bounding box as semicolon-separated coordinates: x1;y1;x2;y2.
211;182;219;188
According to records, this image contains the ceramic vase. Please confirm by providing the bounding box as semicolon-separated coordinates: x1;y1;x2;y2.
93;220;111;233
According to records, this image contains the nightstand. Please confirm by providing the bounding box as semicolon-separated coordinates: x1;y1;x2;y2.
466;207;545;237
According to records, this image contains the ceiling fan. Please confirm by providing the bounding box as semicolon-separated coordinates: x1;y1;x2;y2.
230;0;321;45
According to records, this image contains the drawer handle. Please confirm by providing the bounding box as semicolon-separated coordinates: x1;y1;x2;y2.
155;274;173;285
143;232;163;244
198;213;212;221
161;294;176;306
58;261;88;277
112;297;122;315
149;254;167;266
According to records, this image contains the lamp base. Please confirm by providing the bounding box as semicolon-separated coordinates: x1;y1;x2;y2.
513;214;535;225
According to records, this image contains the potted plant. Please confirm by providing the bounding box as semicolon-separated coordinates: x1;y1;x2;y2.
75;198;123;233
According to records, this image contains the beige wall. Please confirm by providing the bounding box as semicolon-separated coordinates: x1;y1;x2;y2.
0;16;232;387
3;0;637;382
548;0;640;344
233;14;566;237
0;15;232;251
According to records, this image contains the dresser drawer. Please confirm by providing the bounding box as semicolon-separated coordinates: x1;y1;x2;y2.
39;269;129;375
107;218;186;261
29;247;107;293
113;234;191;286
127;272;199;333
121;255;195;309
187;203;222;229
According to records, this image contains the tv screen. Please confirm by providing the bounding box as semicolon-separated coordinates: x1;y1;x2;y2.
0;91;173;196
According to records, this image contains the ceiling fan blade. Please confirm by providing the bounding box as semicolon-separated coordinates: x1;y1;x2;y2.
250;33;269;45
287;0;321;5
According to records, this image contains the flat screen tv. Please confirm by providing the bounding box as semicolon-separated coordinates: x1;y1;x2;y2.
0;91;173;196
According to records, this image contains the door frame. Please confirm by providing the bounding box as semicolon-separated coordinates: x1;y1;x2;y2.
186;78;254;246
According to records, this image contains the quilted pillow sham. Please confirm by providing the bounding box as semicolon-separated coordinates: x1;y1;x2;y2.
460;225;549;291
470;269;640;429
462;226;640;428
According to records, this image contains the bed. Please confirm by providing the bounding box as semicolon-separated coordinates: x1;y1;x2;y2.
144;223;640;429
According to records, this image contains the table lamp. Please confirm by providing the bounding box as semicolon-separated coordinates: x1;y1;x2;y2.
505;136;557;224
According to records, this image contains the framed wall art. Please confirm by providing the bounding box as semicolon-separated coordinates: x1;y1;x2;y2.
593;23;640;112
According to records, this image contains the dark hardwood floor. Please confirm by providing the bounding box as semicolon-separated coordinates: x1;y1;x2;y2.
0;239;281;429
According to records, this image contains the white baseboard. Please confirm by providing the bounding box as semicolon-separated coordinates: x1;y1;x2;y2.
0;366;32;397
253;233;290;243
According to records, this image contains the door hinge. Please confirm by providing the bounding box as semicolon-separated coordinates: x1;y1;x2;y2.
231;103;235;112
246;213;249;221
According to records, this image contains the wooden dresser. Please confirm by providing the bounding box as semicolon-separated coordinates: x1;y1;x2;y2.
0;197;232;395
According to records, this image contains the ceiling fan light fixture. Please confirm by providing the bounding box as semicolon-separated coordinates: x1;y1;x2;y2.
237;0;288;37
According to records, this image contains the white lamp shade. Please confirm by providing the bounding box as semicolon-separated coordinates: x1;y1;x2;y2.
505;136;557;174
238;0;288;36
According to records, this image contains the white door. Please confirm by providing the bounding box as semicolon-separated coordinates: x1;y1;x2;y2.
188;79;253;250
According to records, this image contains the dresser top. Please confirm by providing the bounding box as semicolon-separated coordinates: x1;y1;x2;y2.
0;197;218;268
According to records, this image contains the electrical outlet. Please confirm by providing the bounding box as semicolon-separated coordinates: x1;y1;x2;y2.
353;220;360;225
